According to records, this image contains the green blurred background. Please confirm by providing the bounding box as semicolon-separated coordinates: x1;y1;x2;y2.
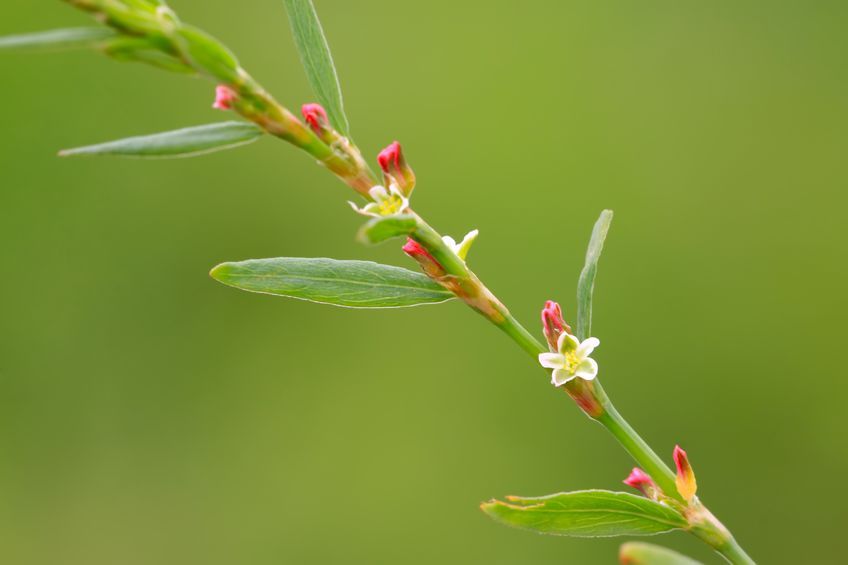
1;1;846;563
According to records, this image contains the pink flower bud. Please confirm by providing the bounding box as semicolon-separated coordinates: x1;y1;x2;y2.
212;85;238;111
378;141;416;196
541;300;572;350
673;445;698;502
623;468;659;498
403;237;445;278
402;237;428;257
301;103;329;135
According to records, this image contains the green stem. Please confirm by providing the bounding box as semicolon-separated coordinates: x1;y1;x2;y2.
496;313;547;358
714;536;756;565
593;386;680;502
411;217;546;358
411;217;470;276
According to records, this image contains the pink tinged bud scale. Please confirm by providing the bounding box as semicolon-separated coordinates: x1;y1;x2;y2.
378;141;416;196
541;300;573;350
673;445;698;502
212;85;238;111
623;467;659;499
301;103;330;135
403;237;446;279
401;237;428;258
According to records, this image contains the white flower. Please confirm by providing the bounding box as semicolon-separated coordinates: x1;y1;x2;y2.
349;184;409;217
538;333;600;387
442;229;479;261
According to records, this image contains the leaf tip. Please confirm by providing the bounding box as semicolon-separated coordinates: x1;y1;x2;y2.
479;499;500;516
209;262;231;282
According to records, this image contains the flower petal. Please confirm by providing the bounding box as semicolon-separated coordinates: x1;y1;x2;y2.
368;185;388;201
552;368;576;387
538;352;565;369
442;235;458;250
573;358;598;381
455;229;479;260
557;332;580;354
388;183;406;199
577;337;600;359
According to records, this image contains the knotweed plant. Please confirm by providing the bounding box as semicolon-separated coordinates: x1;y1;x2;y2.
1;2;755;563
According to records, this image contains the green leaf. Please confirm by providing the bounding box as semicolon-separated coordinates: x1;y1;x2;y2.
357;214;418;245
210;257;454;308
59;122;264;159
283;0;350;135
576;209;613;340
481;490;687;538
619;542;703;565
0;27;116;52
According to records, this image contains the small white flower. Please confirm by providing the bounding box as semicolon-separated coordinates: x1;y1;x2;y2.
348;184;409;217
442;229;479;261
538;333;600;387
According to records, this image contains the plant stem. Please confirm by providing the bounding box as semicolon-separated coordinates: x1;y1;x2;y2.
714;536;756;565
594;388;680;502
496;313;547;358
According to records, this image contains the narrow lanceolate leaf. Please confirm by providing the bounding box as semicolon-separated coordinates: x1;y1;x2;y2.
283;0;350;135
59;122;263;159
0;27;116;52
619;542;703;565
481;490;687;538
576;209;613;340
357;214;418;245
210;258;454;308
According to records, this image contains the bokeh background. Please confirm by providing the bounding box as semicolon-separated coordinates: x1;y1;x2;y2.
2;1;847;563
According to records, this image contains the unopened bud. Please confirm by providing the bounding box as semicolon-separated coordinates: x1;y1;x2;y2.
623;468;660;499
541;300;573;350
673;445;698;502
212;85;237;110
403;237;445;278
301;103;331;139
378;141;416;196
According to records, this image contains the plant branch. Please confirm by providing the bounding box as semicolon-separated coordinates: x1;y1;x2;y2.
47;2;754;561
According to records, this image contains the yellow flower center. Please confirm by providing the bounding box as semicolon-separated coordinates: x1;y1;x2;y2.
563;351;580;374
378;194;404;215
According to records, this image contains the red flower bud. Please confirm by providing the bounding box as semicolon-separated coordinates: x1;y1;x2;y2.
623;468;659;498
541;300;572;350
212;85;238;111
301;103;329;135
673;445;697;502
402;237;428;257
378;141;416;196
403;237;445;278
